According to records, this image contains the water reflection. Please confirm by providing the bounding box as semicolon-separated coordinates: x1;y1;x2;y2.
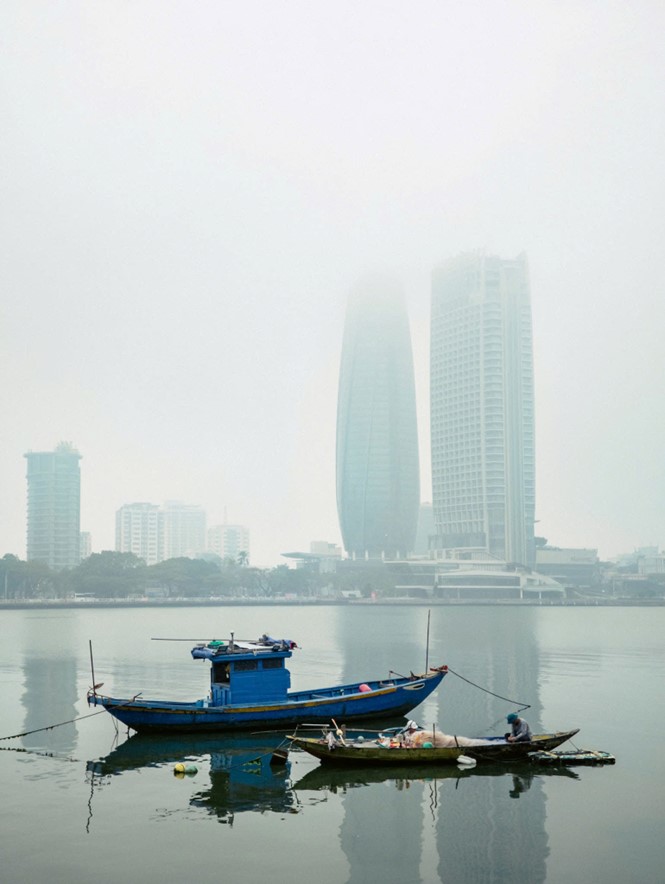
21;656;78;752
291;756;579;884
294;762;578;797
0;606;654;882
86;731;298;824
300;759;580;882
334;606;557;883
189;760;296;823
16;613;82;754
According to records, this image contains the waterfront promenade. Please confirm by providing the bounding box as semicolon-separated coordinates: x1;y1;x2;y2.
1;596;662;610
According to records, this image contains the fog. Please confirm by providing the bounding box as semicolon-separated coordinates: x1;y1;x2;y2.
1;1;663;566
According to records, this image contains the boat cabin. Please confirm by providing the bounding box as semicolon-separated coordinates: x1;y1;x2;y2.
191;636;293;707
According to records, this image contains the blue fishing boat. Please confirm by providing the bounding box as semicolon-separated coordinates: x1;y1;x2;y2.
87;634;448;733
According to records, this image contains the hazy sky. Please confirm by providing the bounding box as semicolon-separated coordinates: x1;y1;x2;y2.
1;1;663;566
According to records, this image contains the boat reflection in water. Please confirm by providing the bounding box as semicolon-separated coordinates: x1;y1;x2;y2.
293;758;579;800
85;731;581;831
86;731;298;824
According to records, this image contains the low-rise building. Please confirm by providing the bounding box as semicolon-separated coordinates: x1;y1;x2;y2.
389;550;565;600
535;547;600;589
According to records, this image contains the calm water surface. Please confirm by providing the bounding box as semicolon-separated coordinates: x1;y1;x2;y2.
1;605;663;883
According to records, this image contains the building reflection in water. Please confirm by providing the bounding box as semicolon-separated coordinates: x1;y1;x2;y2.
336;606;432;883
326;605;552;883
21;656;78;753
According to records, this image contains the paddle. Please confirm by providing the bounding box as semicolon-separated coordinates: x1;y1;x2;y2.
331;718;347;746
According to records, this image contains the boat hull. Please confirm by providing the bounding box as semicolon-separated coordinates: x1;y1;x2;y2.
289;730;580;766
88;669;446;733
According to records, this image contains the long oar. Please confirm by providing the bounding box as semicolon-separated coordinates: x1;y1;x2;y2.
151;637;261;643
331;718;347;746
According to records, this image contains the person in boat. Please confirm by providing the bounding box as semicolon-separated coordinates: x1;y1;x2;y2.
505;712;532;743
403;721;420;746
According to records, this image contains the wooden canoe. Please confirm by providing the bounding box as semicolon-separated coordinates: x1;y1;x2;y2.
289;729;580;766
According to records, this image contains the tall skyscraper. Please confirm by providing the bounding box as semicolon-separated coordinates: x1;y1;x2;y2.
336;277;420;559
116;503;164;565
430;252;535;567
24;441;82;570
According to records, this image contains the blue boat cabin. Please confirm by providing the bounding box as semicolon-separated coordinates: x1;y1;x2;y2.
192;638;293;707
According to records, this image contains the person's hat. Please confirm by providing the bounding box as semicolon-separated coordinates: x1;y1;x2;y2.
506;713;518;723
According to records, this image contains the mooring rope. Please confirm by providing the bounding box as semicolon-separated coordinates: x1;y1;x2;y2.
0;746;80;761
223;738;291;772
446;666;531;710
0;709;106;742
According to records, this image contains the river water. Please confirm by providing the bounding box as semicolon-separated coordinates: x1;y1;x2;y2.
0;604;663;883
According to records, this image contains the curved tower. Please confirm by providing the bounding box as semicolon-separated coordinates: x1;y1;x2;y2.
336;277;420;559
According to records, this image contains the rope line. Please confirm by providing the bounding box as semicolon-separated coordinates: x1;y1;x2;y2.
446;666;531;710
223;738;291;772
0;709;106;742
0;746;80;762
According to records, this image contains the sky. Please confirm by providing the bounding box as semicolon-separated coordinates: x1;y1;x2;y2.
1;1;664;567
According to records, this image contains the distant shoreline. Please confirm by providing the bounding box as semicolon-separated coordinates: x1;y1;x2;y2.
0;597;662;610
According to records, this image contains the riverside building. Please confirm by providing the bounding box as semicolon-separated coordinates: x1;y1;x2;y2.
24;441;82;570
115;500;206;564
207;523;250;562
430;252;535;567
115;502;164;566
336;276;420;559
161;501;206;559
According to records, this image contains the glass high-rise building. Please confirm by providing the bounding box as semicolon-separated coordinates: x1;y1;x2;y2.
24;441;82;570
430;252;535;567
336;277;420;559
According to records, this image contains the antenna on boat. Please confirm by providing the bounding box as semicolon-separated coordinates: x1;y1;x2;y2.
425;609;431;672
89;640;96;692
88;640;103;694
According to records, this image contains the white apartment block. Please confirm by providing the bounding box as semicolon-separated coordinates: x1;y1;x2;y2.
115;503;164;565
162;501;207;560
80;531;92;561
207;524;250;562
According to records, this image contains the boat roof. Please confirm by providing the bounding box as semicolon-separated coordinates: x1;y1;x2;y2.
191;634;297;662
